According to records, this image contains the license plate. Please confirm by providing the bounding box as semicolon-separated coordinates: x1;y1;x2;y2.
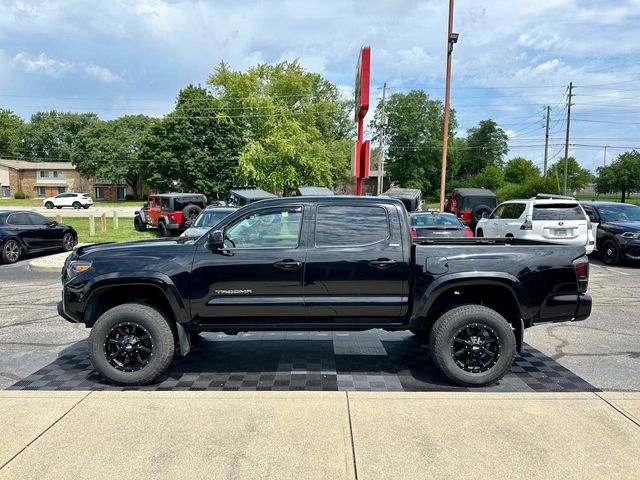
554;229;567;237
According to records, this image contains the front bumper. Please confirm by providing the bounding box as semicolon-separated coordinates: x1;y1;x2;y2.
57;300;80;323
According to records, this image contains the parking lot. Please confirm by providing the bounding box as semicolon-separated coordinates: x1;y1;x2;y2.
0;254;638;393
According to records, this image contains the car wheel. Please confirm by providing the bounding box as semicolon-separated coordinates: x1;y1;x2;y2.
476;229;484;237
62;233;75;252
134;216;147;232
429;305;516;387
83;205;90;209
601;239;620;265
1;239;21;264
157;221;169;237
56;206;62;209
72;201;81;209
45;202;54;209
88;304;175;385
182;205;202;224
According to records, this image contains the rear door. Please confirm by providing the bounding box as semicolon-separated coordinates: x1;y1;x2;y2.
531;203;588;245
304;203;410;324
5;213;36;248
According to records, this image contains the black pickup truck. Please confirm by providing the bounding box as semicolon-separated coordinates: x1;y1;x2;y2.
58;196;592;387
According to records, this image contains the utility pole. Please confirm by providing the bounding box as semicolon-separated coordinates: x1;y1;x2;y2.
377;82;387;195
603;145;608;167
543;105;551;175
563;82;573;195
439;0;458;211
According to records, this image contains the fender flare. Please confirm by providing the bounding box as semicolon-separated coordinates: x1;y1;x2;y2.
136;209;148;224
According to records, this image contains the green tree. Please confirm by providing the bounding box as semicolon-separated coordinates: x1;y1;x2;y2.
0;109;24;158
22;111;98;160
369;90;457;195
138;85;244;199
458;120;508;178
71;115;158;198
595;150;640;202
547;157;592;193
503;157;540;184
208;61;352;194
470;164;504;191
497;175;560;201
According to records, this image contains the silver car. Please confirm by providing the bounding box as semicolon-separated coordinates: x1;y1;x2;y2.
180;206;238;237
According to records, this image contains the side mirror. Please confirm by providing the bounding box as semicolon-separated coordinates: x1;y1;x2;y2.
207;230;225;250
481;212;490;219
48;220;58;227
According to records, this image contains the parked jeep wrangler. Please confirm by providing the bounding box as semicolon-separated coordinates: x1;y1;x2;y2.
445;188;498;230
134;193;206;237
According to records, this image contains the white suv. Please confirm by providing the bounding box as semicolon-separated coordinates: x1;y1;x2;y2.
475;198;595;254
43;192;94;210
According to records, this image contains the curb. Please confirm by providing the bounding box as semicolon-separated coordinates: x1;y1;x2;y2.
28;252;72;273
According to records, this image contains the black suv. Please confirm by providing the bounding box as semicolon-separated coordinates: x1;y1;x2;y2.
581;201;640;265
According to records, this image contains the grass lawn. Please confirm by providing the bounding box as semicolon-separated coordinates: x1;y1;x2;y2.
53;216;158;244
0;199;143;207
575;193;640;205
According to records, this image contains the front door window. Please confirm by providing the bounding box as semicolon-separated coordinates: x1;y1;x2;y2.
224;207;302;249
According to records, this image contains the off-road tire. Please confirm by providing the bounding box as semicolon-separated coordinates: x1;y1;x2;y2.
1;239;21;264
157;221;169;237
89;304;175;385
472;204;492;224
429;305;516;387
601;239;620;265
134;215;147;232
72;201;81;209
45;201;54;209
182;204;202;224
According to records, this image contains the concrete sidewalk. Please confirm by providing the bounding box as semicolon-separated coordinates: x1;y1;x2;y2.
0;392;638;479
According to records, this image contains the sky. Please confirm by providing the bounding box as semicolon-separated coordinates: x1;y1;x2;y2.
1;0;640;173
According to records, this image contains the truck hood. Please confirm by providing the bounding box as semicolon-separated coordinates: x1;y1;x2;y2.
75;237;196;257
604;221;640;233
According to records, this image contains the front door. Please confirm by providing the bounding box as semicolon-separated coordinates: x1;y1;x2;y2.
304;204;410;324
27;213;63;248
190;205;306;327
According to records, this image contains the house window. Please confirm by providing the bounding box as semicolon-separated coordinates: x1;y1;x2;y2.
53;171;65;179
36;186;46;197
58;187;66;194
117;187;126;200
1;186;10;198
95;186;105;200
39;171;50;178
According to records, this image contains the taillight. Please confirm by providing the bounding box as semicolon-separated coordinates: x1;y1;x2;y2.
520;216;532;230
411;228;417;238
461;210;472;223
572;257;589;293
465;228;473;238
168;213;175;221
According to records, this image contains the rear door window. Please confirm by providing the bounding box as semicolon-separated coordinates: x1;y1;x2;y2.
315;206;389;247
533;204;585;221
463;196;497;209
503;203;526;219
7;213;31;225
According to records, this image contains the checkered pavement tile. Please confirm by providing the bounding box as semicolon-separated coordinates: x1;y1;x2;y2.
8;331;598;392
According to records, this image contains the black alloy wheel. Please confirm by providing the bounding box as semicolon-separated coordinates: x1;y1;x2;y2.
73;201;82;209
104;322;154;373
601;240;620;265
62;233;75;251
2;239;21;263
451;323;501;373
45;201;54;209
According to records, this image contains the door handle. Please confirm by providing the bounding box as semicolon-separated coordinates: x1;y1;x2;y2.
369;258;397;269
273;259;303;270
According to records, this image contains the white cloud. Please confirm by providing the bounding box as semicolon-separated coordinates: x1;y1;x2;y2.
84;64;121;83
13;52;74;78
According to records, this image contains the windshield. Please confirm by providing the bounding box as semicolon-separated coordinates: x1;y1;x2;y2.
411;213;462;228
462;196;497;210
193;210;233;228
598;204;640;222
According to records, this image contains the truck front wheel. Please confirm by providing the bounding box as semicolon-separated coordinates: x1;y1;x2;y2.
429;305;516;387
88;304;175;385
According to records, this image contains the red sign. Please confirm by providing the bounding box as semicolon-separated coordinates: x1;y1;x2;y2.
354;46;371;122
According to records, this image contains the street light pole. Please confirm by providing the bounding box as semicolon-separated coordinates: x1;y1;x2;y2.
439;0;457;211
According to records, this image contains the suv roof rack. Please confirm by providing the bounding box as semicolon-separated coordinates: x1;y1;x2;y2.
533;193;576;200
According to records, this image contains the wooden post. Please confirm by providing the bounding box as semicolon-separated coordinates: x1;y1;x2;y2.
101;212;107;232
55;214;62;224
89;215;95;237
113;211;119;230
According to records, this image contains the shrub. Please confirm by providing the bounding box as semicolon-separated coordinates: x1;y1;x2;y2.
125;194;135;201
14;191;26;199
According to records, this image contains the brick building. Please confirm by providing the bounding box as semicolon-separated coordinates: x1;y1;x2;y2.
0;159;131;200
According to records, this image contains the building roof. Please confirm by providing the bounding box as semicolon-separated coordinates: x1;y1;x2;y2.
230;188;277;200
0;159;77;171
297;186;334;196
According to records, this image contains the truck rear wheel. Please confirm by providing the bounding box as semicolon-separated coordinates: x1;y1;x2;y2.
88;304;175;385
429;305;516;387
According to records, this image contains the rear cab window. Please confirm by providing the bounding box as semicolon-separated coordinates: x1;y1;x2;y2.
315;205;389;247
533;203;586;221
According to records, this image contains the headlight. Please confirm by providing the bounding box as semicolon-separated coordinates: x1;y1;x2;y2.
621;232;640;239
67;260;92;278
